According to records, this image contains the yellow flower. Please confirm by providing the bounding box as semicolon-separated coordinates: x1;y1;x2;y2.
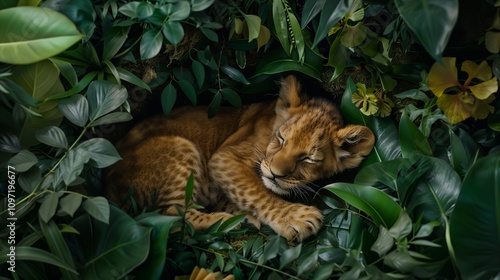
428;57;498;124
352;84;394;117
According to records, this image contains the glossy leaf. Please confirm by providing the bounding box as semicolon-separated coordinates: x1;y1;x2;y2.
0;246;78;274
42;0;95;32
327;36;348;80
140;29;163;60
301;0;326;28
324;183;402;228
39;192;59;223
272;0;290;55
82;196;110;224
221;88;242;108
297;250;319;276
341;78;401;165
59;193;83;217
242;14;261;43
161;83;177;116
87;80;128;121
35;126;68;149
280;244;302;269
394;0;458;61
208;91;222;118
221;65;250;85
0;133;21;154
450;152;500;280
116;67;151;92
69;205;151;279
89;112;132;127
8;149;38;172
178;79;197;105
0;7;82;64
192;60;205;88
312;0;353;48
58;148;90;185
39;220;78;280
399;111;432;158
76;138;122;168
191;0;215;12
163;21;184;45
50;58;78;87
58;94;89;128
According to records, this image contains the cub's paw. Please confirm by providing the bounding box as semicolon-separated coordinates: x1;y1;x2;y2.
268;204;323;241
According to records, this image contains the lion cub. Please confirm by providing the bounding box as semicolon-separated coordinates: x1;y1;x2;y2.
105;76;374;241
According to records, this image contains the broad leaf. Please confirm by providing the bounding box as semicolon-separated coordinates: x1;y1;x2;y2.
191;0;215;12
140;29;163;60
35;126;68;149
82;196;110;224
0;7;82;64
221;65;250;85
312;0;353;48
59;94;89;127
0;132;21;154
399;111;432;158
324;183;402;228
8;149;38;172
178;79;197;105
134;213;181;279
59;193;83;217
58;148;90;185
161;83;177;116
450;152;500;280
301;0;326;28
69;205;151;279
39;192;59;223
87;80;128;121
394;0;458;61
0;246;78;274
162;21;184;45
76;138;122;168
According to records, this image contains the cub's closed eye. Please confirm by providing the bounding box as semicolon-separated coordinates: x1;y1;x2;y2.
300;157;321;163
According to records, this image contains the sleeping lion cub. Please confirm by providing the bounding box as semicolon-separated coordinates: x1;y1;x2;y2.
105;76;375;241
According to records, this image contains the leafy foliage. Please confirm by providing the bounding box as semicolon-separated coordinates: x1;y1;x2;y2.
0;0;499;279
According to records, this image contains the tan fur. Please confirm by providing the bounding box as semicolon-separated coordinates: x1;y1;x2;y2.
104;76;375;241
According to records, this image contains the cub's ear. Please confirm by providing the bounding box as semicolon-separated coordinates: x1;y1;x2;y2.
335;125;375;170
276;75;308;109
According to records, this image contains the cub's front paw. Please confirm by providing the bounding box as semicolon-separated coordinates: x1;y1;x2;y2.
268;204;323;241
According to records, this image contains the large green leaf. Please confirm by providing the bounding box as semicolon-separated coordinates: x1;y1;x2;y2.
312;0;353;48
133;213;180;279
324;183;403;228
0;246;78;275
399;111;432;158
11;60;65;147
0;7;82;64
394;0;458;61
86;80;128;121
301;0;326;28
341;78;401;165
69;205;151;279
450;152;500;280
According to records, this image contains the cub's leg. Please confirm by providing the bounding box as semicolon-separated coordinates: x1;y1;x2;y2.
106;136;232;230
208;150;323;241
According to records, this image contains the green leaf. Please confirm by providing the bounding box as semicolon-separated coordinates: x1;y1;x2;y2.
324;183;403;228
272;0;290;55
18;166;41;193
59;193;83;217
69;205;151;279
116;67;151;92
0;246;78;274
488;111;500;131
178;79;197;105
140;29;163;60
161;83;177;116
103;26;129;61
134;214;181;279
449;129;469;177
326;35;348;80
221;65;250;85
242;14;261;42
219;214;246;233
118;1;140;18
87;80;128;121
35;126;68;149
341;78;401;165
260;235;280;263
8;149;38;172
312;0;353;48
301;0;326;28
450;152;500;280
43;0;95;32
200;27;218;42
191;0;215;12
76;138;122;168
388;211;412;240
163;21;184;45
221;88;242;108
297;250;319;276
184;172;195;206
58;148;90;185
279;243;302;269
89;112;133;127
59;94;89;127
371;226;394;257
394;0;458;61
207;91;222;118
136;1;154;20
50;58;78;87
46;71;98;101
399;111;432;158
82;196;110;224
0;7;82;64
39;192;59;223
192;60;205;88
39;220;78;280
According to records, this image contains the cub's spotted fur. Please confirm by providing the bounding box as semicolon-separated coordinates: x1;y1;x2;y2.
105;76;375;241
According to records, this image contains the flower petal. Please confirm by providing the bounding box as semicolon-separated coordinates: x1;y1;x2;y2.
436;93;471;124
468;77;498;100
462;60;493;84
467;94;496;120
428;57;459;97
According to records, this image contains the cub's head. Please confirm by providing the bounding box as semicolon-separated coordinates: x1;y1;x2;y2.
260;76;375;195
